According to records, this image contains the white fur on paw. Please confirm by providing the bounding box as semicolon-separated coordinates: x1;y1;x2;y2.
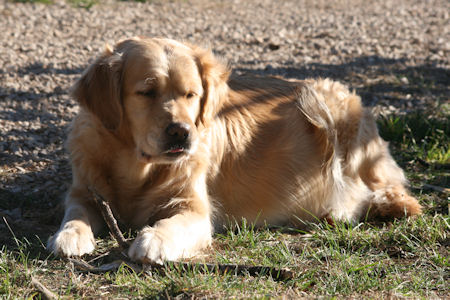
128;228;183;264
47;224;95;257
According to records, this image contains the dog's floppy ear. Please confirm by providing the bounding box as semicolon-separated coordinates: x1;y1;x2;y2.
71;44;123;131
193;47;230;127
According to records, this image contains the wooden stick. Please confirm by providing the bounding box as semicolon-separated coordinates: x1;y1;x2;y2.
165;261;295;281
422;184;449;194
89;187;130;249
69;257;294;281
86;188;294;281
30;275;58;300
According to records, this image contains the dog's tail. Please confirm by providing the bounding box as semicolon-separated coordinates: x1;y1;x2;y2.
296;79;421;221
295;79;362;177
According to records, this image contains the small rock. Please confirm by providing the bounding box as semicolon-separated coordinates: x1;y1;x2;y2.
268;43;280;51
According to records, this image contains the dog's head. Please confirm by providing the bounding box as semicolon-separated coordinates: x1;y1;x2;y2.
72;37;229;164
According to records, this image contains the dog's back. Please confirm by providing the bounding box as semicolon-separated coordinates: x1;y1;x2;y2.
208;76;328;226
210;76;421;226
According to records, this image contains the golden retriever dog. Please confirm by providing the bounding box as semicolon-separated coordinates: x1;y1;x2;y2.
47;37;421;263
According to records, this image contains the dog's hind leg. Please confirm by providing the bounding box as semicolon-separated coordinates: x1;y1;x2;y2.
298;79;421;222
347;110;422;220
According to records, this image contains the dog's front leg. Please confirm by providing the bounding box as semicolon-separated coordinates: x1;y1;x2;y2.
128;210;212;264
128;175;212;264
47;186;104;257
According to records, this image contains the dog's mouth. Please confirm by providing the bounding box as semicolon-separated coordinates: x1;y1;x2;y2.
163;143;189;157
138;144;189;163
165;147;185;155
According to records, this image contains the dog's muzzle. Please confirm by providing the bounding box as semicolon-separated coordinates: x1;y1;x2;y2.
164;122;191;156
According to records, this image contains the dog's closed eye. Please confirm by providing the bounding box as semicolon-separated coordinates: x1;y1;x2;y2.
185;92;196;99
138;88;158;98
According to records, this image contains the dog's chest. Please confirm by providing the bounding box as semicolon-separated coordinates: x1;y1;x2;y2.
107;153;153;222
109;157;189;227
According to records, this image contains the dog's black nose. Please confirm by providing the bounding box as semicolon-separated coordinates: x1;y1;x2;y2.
165;122;190;142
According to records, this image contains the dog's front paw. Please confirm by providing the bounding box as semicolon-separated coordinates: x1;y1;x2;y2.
47;221;95;257
128;226;193;264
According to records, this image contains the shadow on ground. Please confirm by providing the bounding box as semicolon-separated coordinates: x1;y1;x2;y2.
234;55;449;108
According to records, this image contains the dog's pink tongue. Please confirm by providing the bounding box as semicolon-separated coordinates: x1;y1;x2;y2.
169;148;184;153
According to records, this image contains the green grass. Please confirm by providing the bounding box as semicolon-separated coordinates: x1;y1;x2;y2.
378;110;449;165
66;0;98;9
3;215;447;298
1;108;448;298
377;108;449;195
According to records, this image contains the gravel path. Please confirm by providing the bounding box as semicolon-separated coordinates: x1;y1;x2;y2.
0;0;448;233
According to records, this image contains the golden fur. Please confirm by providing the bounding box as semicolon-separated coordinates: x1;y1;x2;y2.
48;37;421;263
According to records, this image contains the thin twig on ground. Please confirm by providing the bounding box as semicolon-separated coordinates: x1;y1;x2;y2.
422;184;449;194
89;187;130;249
30;275;58;300
85;188;295;281
69;257;294;281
